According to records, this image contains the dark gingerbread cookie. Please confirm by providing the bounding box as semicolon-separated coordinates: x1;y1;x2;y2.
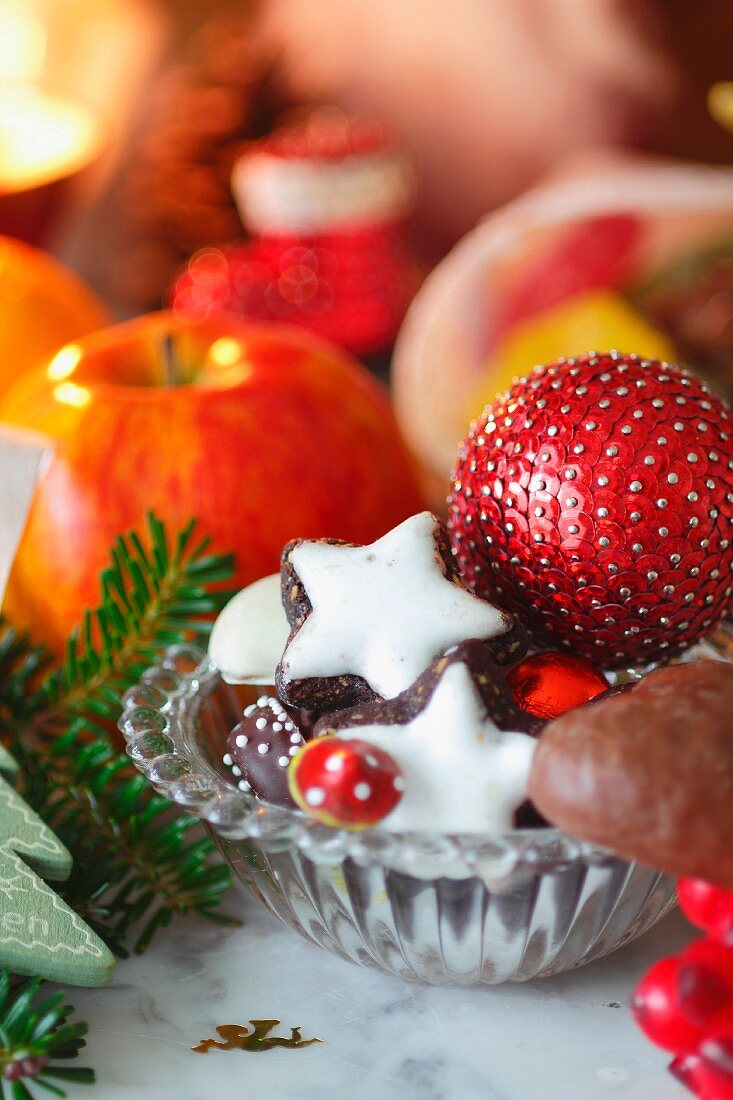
275;511;527;714
316;639;543;739
223;696;308;808
527;661;733;885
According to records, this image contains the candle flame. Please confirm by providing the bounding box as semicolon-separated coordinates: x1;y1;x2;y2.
0;85;102;193
0;1;45;84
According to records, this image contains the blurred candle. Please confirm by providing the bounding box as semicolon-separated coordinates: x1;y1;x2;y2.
0;0;167;245
0;84;103;243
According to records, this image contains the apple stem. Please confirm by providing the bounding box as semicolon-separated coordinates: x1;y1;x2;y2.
162;332;178;386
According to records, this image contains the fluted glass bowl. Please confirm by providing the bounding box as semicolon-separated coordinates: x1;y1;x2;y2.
116;640;733;985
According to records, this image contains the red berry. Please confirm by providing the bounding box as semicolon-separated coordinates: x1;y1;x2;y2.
670;1053;705;1094
506;651;608;719
678;940;733;1029
698;1027;733;1100
632;957;709;1054
289;737;404;829
680;880;733;941
449;353;733;666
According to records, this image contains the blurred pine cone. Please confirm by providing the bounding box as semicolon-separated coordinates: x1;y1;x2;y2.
101;11;296;313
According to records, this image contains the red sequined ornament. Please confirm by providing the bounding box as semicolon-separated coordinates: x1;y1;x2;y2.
449;353;733;667
171;110;418;357
506;652;608;719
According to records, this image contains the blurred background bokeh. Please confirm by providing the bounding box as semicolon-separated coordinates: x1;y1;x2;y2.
1;0;731;314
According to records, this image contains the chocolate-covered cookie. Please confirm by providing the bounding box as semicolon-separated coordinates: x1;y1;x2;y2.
276;511;526;713
528;661;733;885
223;697;308;808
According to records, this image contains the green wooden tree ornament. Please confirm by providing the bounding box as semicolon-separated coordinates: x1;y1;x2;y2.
0;743;115;987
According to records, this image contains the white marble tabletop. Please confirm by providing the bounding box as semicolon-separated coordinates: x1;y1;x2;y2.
63;885;694;1100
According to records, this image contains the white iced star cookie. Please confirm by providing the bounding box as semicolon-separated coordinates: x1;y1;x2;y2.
276;512;524;711
319;655;538;834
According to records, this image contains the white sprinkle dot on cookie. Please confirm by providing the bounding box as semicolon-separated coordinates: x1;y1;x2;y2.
231;765;242;777
354;782;371;801
289;745;300;757
238;779;251;791
257;695;269;707
278;756;289;767
257;743;269;755
255;718;267;730
305;787;325;806
223;753;233;766
273;723;283;732
235;734;248;748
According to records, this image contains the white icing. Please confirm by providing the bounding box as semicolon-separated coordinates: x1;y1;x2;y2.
209;574;290;685
282;512;508;699
340;663;537;834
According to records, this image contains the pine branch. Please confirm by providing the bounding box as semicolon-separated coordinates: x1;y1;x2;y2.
0;973;93;1099
0;514;238;955
32;513;234;728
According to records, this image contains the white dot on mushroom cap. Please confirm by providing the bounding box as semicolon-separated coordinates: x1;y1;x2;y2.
235;735;248;748
223;753;233;766
257;743;269;755
365;755;379;768
354;782;372;801
325;755;343;771
393;776;406;792
306;787;325;806
278;756;289;767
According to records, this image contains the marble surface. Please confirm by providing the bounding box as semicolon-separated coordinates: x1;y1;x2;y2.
64;886;694;1100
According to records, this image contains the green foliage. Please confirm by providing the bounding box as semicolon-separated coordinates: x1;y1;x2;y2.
34;514;234;726
0;972;93;1099
0;515;237;955
0;514;238;1082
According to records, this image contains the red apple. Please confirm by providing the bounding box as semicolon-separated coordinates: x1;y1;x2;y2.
0;312;425;652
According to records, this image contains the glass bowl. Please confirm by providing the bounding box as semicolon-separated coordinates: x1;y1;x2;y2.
114;640;719;986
